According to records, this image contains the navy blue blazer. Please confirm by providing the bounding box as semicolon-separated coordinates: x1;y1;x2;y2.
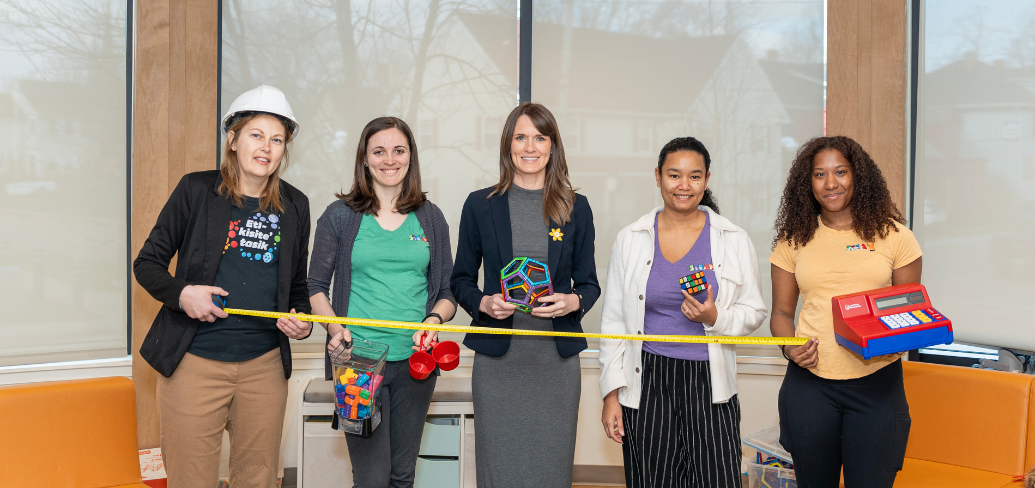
450;186;601;358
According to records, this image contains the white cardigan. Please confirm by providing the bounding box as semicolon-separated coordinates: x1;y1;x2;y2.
598;206;768;406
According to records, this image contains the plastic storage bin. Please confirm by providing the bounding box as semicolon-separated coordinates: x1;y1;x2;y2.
419;417;462;457
743;426;796;488
745;463;796;488
330;339;389;437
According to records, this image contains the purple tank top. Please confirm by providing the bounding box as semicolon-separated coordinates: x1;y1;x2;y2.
642;212;717;361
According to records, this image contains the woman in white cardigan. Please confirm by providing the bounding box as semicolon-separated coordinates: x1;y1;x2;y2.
598;137;768;488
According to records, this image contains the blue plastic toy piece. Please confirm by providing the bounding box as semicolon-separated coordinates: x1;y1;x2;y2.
355;373;370;387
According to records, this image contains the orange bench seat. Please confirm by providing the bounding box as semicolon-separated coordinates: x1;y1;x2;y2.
0;377;149;488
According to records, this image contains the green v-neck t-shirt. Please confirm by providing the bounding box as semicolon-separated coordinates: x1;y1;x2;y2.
347;212;430;361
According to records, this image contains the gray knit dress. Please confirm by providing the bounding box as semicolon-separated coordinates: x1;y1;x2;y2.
471;185;582;487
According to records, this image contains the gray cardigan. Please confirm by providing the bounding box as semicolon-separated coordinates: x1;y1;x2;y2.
308;199;456;379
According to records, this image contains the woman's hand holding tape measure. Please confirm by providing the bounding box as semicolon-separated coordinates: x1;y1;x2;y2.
783;338;819;369
205;290;312;340
276;309;312;340
179;285;229;322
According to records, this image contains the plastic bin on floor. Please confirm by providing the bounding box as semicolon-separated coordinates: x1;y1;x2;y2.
742;425;793;464
746;462;797;488
743;426;796;488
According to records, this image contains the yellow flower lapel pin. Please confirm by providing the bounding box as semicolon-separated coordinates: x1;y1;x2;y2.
550;228;564;241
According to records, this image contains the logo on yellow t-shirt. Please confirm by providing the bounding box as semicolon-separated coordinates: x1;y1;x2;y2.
846;243;875;252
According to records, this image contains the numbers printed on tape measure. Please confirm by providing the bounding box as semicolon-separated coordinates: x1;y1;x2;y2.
224;308;807;346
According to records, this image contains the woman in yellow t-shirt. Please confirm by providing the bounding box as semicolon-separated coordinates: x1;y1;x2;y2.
770;136;922;488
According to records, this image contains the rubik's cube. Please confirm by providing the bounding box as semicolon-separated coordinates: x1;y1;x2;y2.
501;257;553;313
679;272;707;293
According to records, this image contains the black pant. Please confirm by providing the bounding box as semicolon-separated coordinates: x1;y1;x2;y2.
345;360;437;488
622;352;742;488
778;359;910;488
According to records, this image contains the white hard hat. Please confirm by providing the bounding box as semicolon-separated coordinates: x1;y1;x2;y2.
222;85;299;137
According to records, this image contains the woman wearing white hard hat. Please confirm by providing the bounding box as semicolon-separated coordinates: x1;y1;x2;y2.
134;85;313;488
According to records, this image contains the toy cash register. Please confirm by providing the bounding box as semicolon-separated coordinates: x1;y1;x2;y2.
831;283;952;360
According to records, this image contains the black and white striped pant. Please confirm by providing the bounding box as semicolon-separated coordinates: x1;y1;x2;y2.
621;351;742;488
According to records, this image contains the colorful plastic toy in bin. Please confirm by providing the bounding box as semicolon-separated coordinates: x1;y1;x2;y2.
329;338;388;437
501;257;553;313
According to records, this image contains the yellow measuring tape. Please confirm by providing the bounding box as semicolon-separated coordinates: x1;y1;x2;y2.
224;308;807;346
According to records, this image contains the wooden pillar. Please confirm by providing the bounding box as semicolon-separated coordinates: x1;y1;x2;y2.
827;0;908;208
131;0;219;448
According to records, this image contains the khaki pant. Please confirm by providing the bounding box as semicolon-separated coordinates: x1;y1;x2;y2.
157;349;287;488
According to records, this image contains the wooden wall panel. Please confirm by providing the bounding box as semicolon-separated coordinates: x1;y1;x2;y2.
828;0;908;208
132;0;219;449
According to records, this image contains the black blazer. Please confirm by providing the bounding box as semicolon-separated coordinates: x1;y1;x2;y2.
450;187;600;358
134;170;312;378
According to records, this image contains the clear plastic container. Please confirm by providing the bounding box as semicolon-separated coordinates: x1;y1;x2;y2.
742;426;793;464
743;426;796;488
745;462;797;488
329;339;389;437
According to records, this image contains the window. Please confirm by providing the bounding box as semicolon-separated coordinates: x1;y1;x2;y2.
481;116;503;149
916;0;1035;352
420;118;440;150
0;0;129;367
220;0;825;347
221;0;519;344
559;116;582;152
532;0;825;335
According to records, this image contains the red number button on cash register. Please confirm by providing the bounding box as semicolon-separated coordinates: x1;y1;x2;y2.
831;283;953;360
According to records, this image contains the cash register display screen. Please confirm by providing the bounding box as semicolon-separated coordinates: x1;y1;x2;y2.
874;290;926;311
875;296;909;310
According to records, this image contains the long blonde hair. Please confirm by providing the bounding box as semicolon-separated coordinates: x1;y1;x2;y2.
218;113;293;214
491;103;576;225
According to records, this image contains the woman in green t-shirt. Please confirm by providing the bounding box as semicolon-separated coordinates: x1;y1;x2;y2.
308;117;456;486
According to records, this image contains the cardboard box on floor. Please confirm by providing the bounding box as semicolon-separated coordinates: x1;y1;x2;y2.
139;448;167;488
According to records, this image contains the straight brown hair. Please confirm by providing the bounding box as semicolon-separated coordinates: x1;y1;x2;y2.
219;113;293;214
491;103;576;225
338;117;427;214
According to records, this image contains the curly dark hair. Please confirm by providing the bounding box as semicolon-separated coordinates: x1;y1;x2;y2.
773;136;904;249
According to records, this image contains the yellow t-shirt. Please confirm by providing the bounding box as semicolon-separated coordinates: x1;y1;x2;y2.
770;218;922;380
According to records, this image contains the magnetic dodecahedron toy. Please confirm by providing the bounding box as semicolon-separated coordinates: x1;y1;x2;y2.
679;271;708;294
500;257;553;313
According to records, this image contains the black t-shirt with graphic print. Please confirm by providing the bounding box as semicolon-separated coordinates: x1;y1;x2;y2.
188;196;281;362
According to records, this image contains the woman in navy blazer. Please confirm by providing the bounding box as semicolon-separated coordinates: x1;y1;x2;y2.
450;102;599;487
451;186;599;355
